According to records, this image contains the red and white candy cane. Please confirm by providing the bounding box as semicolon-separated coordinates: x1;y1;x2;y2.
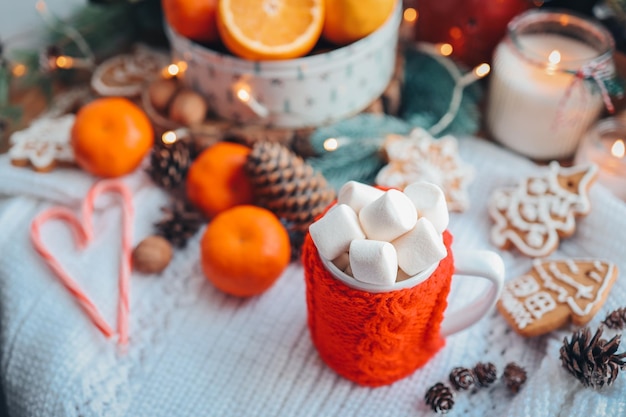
30;179;135;345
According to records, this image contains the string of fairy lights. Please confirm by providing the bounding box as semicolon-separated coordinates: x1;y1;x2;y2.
1;1;490;147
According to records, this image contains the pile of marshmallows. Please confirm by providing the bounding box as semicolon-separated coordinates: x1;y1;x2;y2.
309;180;449;287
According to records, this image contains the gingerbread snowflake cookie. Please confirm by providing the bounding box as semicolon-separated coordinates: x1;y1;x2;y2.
91;45;169;97
488;162;598;258
8;114;75;172
375;128;474;212
497;259;618;337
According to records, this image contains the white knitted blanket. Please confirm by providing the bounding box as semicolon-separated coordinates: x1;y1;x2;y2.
0;136;625;417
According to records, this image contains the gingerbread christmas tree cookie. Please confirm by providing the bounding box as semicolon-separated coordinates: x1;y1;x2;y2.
488;162;598;258
497;259;618;337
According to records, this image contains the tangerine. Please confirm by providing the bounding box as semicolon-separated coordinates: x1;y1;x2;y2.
201;205;291;297
71;97;153;178
323;0;395;45
162;0;219;43
186;141;254;218
216;0;325;60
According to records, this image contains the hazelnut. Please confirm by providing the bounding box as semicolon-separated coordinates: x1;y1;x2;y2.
132;235;173;274
148;78;180;113
168;89;208;126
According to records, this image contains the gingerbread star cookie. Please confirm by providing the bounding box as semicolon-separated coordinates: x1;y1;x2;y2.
8;114;76;172
497;259;618;337
375;128;475;212
488;162;598;258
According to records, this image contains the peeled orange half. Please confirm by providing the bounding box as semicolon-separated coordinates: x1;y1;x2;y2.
217;0;324;60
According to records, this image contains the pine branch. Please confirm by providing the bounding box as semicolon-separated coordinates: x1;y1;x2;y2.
401;47;483;136
307;114;412;189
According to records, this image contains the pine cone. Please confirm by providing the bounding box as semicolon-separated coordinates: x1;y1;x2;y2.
155;198;206;248
502;362;527;394
473;362;497;388
245;141;336;233
560;327;626;389
146;138;192;190
602;307;626;330
424;382;454;414
449;367;475;391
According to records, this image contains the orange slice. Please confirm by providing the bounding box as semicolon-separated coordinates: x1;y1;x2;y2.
216;0;324;60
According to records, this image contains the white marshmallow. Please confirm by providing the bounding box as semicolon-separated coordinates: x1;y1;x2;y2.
392;217;447;276
337;181;385;214
332;252;350;271
404;181;449;234
349;239;398;286
396;268;412;283
309;204;366;260
359;189;418;241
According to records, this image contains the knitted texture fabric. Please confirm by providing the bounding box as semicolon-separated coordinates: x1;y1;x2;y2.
1;134;626;416
302;231;454;387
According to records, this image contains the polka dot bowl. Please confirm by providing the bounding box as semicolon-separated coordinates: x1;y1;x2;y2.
165;2;401;129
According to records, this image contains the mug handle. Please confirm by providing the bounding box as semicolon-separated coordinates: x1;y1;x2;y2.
440;250;505;337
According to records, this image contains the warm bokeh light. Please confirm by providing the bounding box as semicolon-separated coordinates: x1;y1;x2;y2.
438;43;453;56
176;61;188;73
35;0;46;12
12;64;26;77
611;139;625;158
403;8;417;23
323;138;339;152
167;64;179;77
236;88;251;103
474;63;491;78
161;130;178;145
55;56;73;69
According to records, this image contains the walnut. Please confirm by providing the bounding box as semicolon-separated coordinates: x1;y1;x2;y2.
168;89;208;126
132;235;173;274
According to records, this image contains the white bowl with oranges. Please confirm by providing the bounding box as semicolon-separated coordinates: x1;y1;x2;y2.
163;0;401;128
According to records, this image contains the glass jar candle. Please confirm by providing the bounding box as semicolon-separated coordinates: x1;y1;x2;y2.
574;117;626;201
486;9;616;160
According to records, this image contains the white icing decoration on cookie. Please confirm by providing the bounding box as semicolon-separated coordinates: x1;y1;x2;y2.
528;178;548;195
8;115;75;170
510;274;540;297
375;128;475;212
521;203;538;222
565;259;579;274
588;271;603;282
524;291;557;319
527;228;546;249
547;262;593;299
488;162;598;257
500;289;534;329
532;260;614;317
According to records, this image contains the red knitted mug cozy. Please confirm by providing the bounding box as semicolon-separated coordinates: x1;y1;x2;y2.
302;231;455;387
